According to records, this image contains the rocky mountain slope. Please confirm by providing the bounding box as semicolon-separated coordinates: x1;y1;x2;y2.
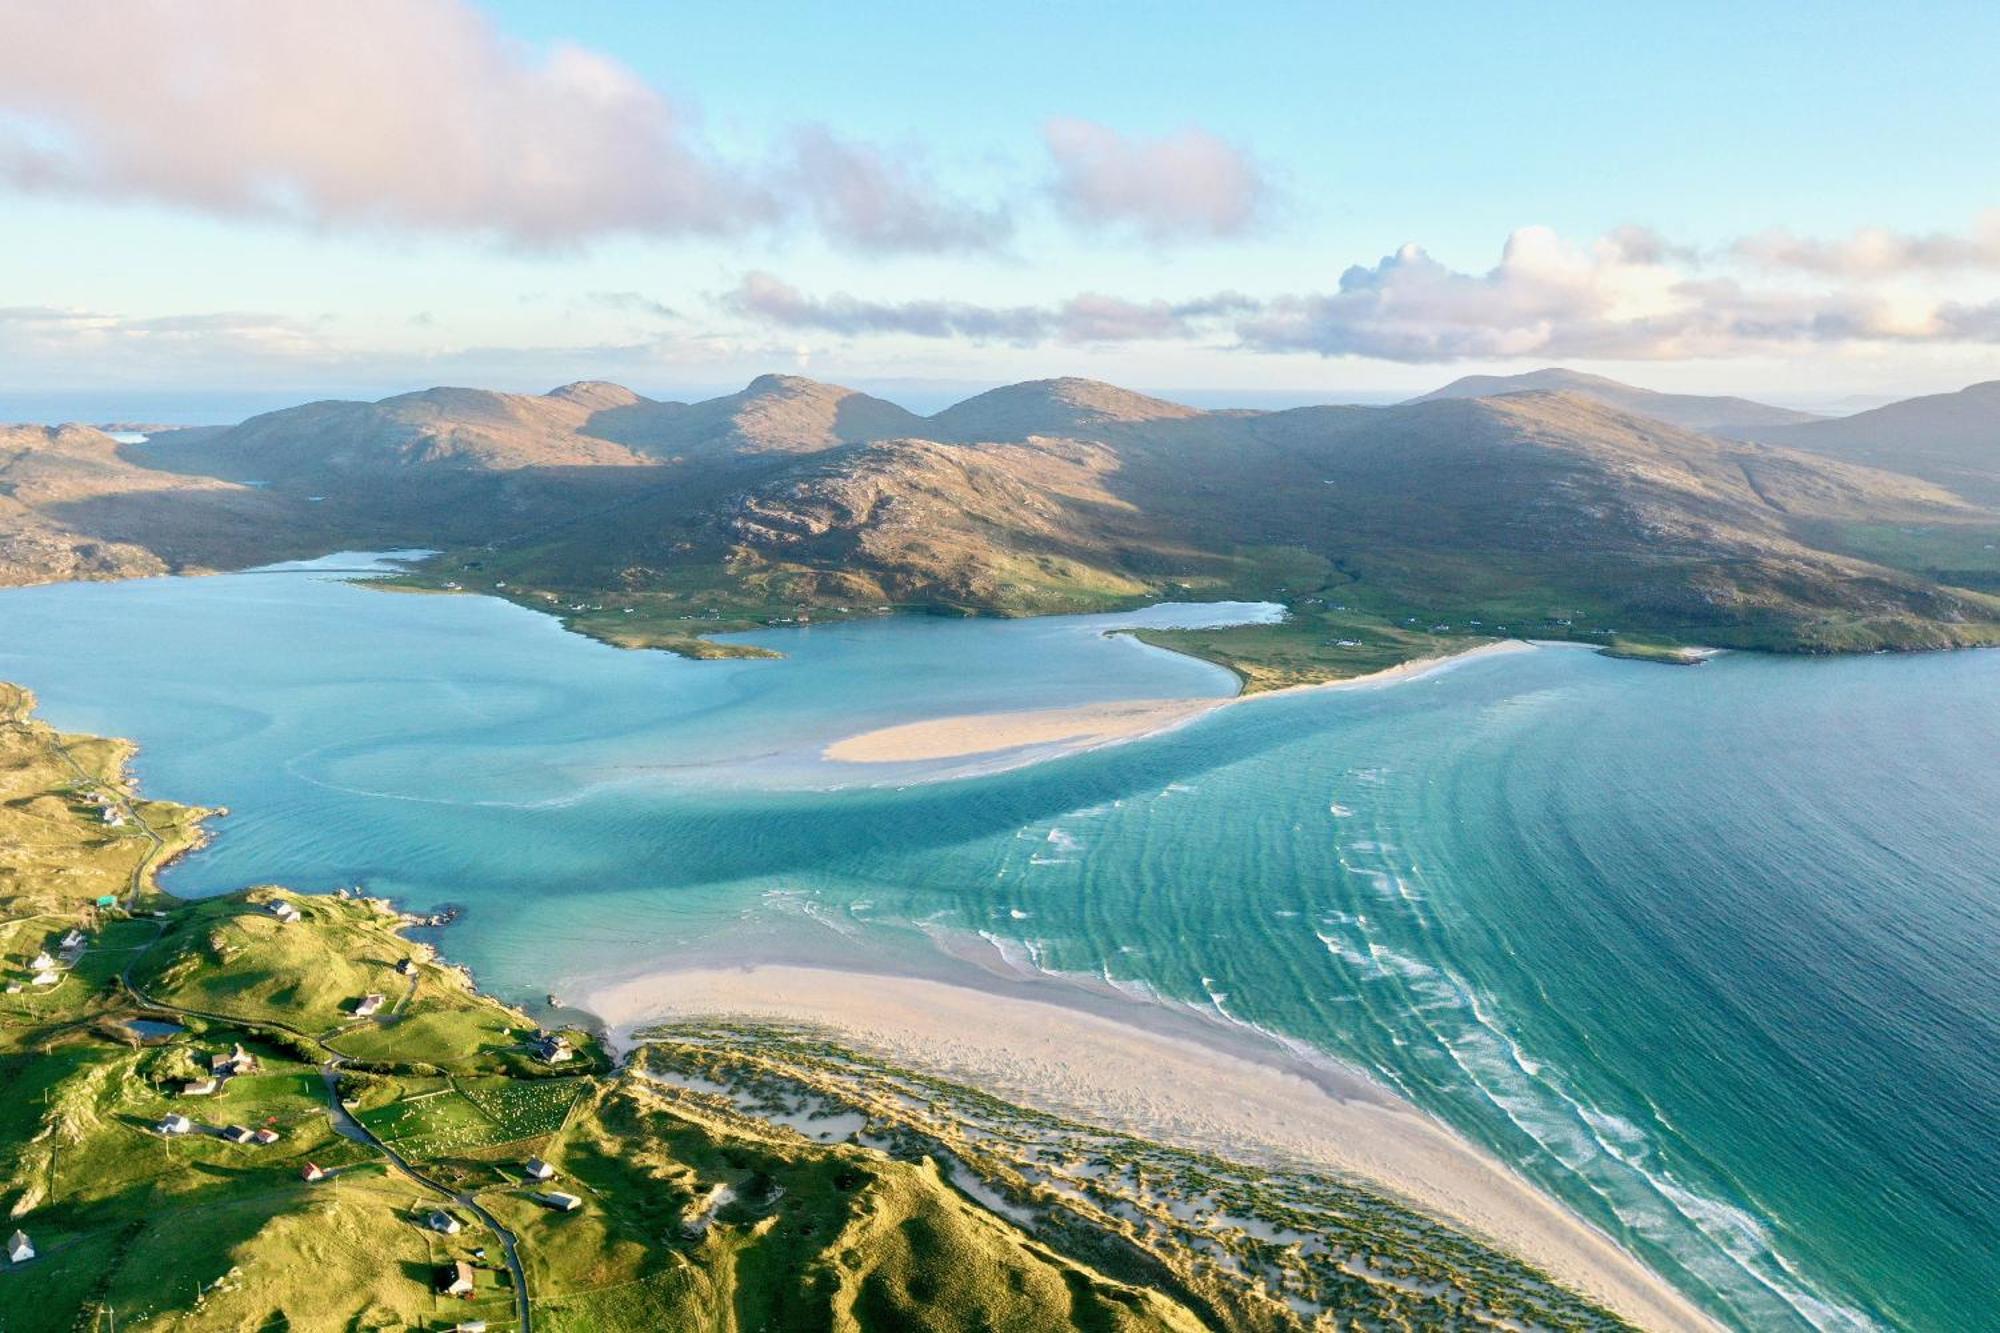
7;372;1999;675
1411;367;1821;437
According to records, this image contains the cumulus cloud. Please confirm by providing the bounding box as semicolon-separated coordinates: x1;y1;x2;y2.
1043;118;1268;239
0;0;1007;254
725;273;1255;345
1733;212;2000;275
782;128;1012;253
730;225;2000;363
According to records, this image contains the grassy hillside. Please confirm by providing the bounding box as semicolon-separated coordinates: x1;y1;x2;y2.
452;385;2000;687
0;688;1637;1330
10;372;2000;686
1757;380;2000;505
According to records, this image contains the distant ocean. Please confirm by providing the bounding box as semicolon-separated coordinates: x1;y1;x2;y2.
1;557;1993;1331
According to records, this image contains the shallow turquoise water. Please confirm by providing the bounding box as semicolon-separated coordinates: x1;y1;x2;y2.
1;559;1994;1330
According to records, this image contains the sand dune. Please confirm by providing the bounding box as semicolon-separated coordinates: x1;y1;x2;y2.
589;963;1718;1333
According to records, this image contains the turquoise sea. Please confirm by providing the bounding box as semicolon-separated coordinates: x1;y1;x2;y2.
1;557;1994;1331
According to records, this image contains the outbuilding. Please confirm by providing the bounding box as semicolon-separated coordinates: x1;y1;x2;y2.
7;1231;32;1263
523;1157;556;1181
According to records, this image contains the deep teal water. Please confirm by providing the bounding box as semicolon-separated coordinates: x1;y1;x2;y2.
1;558;1994;1331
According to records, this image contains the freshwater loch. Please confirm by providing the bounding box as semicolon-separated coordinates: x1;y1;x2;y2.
1;557;1994;1331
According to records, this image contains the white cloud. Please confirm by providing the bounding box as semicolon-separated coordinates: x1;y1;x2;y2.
0;0;1005;254
1043;118;1268;240
782;128;1012;253
1733;212;2000;275
725;273;1255;345
731;225;2000;363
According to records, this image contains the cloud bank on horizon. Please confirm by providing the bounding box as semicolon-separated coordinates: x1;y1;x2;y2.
0;0;1997;399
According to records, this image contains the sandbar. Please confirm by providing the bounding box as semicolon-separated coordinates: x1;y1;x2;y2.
824;637;1536;765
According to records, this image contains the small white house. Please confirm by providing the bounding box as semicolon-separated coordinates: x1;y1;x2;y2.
523;1157;556;1182
181;1078;219;1097
7;1230;32;1263
29;952;55;972
31;970;61;988
266;900;301;924
353;993;385;1018
427;1210;463;1235
538;1191;582;1212
156;1114;192;1135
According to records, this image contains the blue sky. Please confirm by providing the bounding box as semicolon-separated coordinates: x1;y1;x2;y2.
3;0;1998;420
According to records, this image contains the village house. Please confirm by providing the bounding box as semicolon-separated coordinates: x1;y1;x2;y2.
222;1125;256;1144
31;969;61;988
7;1230;32;1264
301;1162;328;1182
352;993;385;1017
155;1114;192;1135
59;928;87;951
440;1260;476;1299
181;1078;219;1097
451;1322;489;1333
30;951;55;972
427;1210;463;1235
254;1127;281;1145
534;1033;573;1064
211;1043;257;1076
523;1157;556;1182
266;900;301;924
537;1191;582;1212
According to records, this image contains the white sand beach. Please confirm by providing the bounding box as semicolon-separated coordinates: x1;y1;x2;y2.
823;696;1221;763
823;637;1537;765
588;962;1718;1332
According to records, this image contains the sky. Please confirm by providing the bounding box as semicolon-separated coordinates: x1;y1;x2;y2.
3;0;1999;421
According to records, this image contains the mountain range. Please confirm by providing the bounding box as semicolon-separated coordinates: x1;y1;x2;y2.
5;368;1998;685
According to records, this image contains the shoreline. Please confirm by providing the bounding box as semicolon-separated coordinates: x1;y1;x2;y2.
822;636;1536;766
585;961;1718;1333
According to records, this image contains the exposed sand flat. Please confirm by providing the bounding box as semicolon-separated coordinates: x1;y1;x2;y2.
590;963;1719;1333
823;697;1222;763
823;638;1538;765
